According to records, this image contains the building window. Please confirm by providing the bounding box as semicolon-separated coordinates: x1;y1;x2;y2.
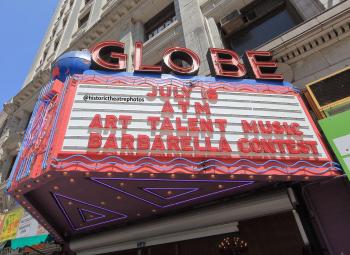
41;51;48;64
5;156;17;180
144;3;176;41
54;39;60;51
78;12;90;28
63;16;68;27
222;0;302;56
60;8;64;17
52;27;57;37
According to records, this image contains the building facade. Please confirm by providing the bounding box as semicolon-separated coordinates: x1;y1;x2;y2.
1;0;350;254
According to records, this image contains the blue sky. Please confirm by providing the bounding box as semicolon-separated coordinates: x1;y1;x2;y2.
0;1;58;110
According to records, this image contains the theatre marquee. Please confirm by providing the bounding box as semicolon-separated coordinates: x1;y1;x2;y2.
7;73;340;242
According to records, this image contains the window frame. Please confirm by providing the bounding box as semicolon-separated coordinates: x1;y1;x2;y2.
144;3;176;41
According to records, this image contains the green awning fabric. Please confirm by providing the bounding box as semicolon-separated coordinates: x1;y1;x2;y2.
10;234;50;249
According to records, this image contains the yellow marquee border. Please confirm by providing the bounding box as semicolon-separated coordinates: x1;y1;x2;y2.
305;67;350;119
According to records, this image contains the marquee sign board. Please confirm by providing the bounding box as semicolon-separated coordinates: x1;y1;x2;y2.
9;73;336;179
63;78;325;160
7;73;340;242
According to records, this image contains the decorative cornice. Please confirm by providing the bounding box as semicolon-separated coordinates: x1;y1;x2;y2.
10;70;50;112
258;1;350;64
3;102;18;115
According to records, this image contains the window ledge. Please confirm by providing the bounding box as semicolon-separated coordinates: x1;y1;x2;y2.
45;40;52;49
72;26;87;40
143;20;182;65
102;0;118;10
80;1;93;14
56;28;64;39
144;19;180;47
35;65;42;73
46;54;54;65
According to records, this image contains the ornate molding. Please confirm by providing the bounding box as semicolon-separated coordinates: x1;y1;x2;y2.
258;1;350;64
3;102;18;115
10;70;50;113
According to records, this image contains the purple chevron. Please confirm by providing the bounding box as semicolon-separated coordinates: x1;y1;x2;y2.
90;177;255;208
143;187;199;200
52;193;127;231
79;208;105;222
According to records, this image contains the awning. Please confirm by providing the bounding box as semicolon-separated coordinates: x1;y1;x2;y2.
10;234;51;249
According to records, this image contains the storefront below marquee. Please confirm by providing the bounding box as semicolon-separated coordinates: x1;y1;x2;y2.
70;190;307;255
104;212;304;255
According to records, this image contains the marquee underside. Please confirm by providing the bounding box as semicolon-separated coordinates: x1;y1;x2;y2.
19;172;271;241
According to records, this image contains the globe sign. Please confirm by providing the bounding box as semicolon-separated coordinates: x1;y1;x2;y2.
51;50;91;82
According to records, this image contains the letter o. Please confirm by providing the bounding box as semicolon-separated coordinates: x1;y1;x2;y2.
250;138;262;153
163;47;200;75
